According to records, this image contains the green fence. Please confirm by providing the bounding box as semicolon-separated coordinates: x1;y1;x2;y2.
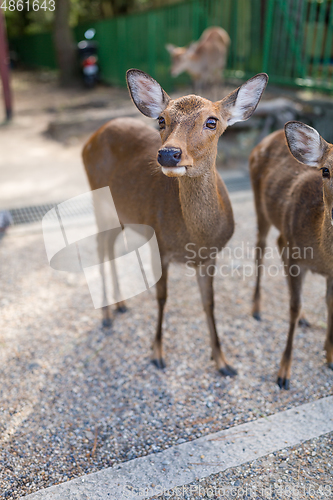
10;31;57;70
9;0;333;92
71;0;263;90
263;0;333;91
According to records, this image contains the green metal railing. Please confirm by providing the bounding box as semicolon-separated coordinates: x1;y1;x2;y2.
9;0;333;92
263;0;333;91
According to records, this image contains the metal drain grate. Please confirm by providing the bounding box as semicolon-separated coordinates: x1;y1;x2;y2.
9;201;94;226
9;203;57;225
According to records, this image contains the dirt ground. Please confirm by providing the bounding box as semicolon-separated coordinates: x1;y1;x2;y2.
1;194;333;499
1;71;333;499
0;70;154;210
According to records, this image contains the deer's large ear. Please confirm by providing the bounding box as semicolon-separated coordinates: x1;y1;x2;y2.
219;73;268;126
126;69;170;119
284;121;328;167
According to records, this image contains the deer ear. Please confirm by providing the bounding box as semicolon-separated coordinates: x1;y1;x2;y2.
126;69;170;119
284;121;328;167
220;73;268;126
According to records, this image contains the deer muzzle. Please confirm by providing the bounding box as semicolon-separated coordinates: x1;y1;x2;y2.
157;147;182;167
158;147;187;177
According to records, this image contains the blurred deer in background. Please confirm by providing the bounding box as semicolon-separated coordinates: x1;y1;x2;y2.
83;69;267;375
250;121;333;389
166;26;230;98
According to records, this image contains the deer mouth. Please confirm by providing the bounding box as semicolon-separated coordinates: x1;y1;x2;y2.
161;166;187;177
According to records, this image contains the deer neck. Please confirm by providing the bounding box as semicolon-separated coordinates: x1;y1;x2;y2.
320;206;333;258
178;165;229;248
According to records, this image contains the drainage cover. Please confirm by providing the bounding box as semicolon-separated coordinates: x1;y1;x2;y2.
9;201;93;226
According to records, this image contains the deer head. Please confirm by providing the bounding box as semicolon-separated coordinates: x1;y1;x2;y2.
165;43;196;77
285;121;333;224
127;69;268;178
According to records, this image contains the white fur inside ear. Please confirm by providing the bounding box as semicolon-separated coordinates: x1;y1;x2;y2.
228;75;267;126
286;123;323;167
128;73;165;119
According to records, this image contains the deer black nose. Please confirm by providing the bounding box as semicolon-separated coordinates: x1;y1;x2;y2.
157;148;182;167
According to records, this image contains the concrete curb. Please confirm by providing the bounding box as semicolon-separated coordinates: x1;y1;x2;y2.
23;396;333;499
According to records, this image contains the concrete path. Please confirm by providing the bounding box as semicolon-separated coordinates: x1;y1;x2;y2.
23;396;333;499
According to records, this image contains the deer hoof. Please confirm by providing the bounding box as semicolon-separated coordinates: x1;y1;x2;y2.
219;364;237;377
102;318;112;328
277;376;290;390
252;312;261;321
116;305;128;314
298;317;310;328
152;358;166;370
328;362;333;371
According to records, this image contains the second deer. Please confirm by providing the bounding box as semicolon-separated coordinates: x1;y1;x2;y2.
83;69;267;375
166;27;230;98
250;121;333;389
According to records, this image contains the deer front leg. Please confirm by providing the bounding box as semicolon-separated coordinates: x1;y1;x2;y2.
196;261;237;377
152;262;169;369
277;264;305;389
325;277;333;370
108;230;127;314
97;232;112;328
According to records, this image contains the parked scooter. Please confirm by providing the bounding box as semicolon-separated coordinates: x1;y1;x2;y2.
78;29;99;88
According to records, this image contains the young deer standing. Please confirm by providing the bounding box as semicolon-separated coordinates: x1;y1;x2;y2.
83;69;267;375
250;121;333;389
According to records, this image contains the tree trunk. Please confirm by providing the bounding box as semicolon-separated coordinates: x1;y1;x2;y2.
0;12;12;120
53;0;77;86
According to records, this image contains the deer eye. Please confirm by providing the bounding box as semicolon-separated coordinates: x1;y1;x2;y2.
322;168;330;179
205;117;218;130
158;116;165;129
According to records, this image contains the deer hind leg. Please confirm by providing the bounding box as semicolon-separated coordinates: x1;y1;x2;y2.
107;229;127;314
97;232;112;328
325;277;333;370
152;262;169;369
282;235;310;328
252;212;271;321
277;263;305;390
196;261;237;377
279;235;310;327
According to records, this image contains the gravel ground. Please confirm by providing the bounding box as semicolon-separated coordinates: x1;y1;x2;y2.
0;193;332;499
149;432;333;499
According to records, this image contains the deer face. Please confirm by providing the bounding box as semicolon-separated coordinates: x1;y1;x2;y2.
156;95;226;177
127;69;268;178
285;121;333;224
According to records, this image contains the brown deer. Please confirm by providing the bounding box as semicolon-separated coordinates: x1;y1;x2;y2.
250;121;333;389
166;27;230;97
82;69;267;375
